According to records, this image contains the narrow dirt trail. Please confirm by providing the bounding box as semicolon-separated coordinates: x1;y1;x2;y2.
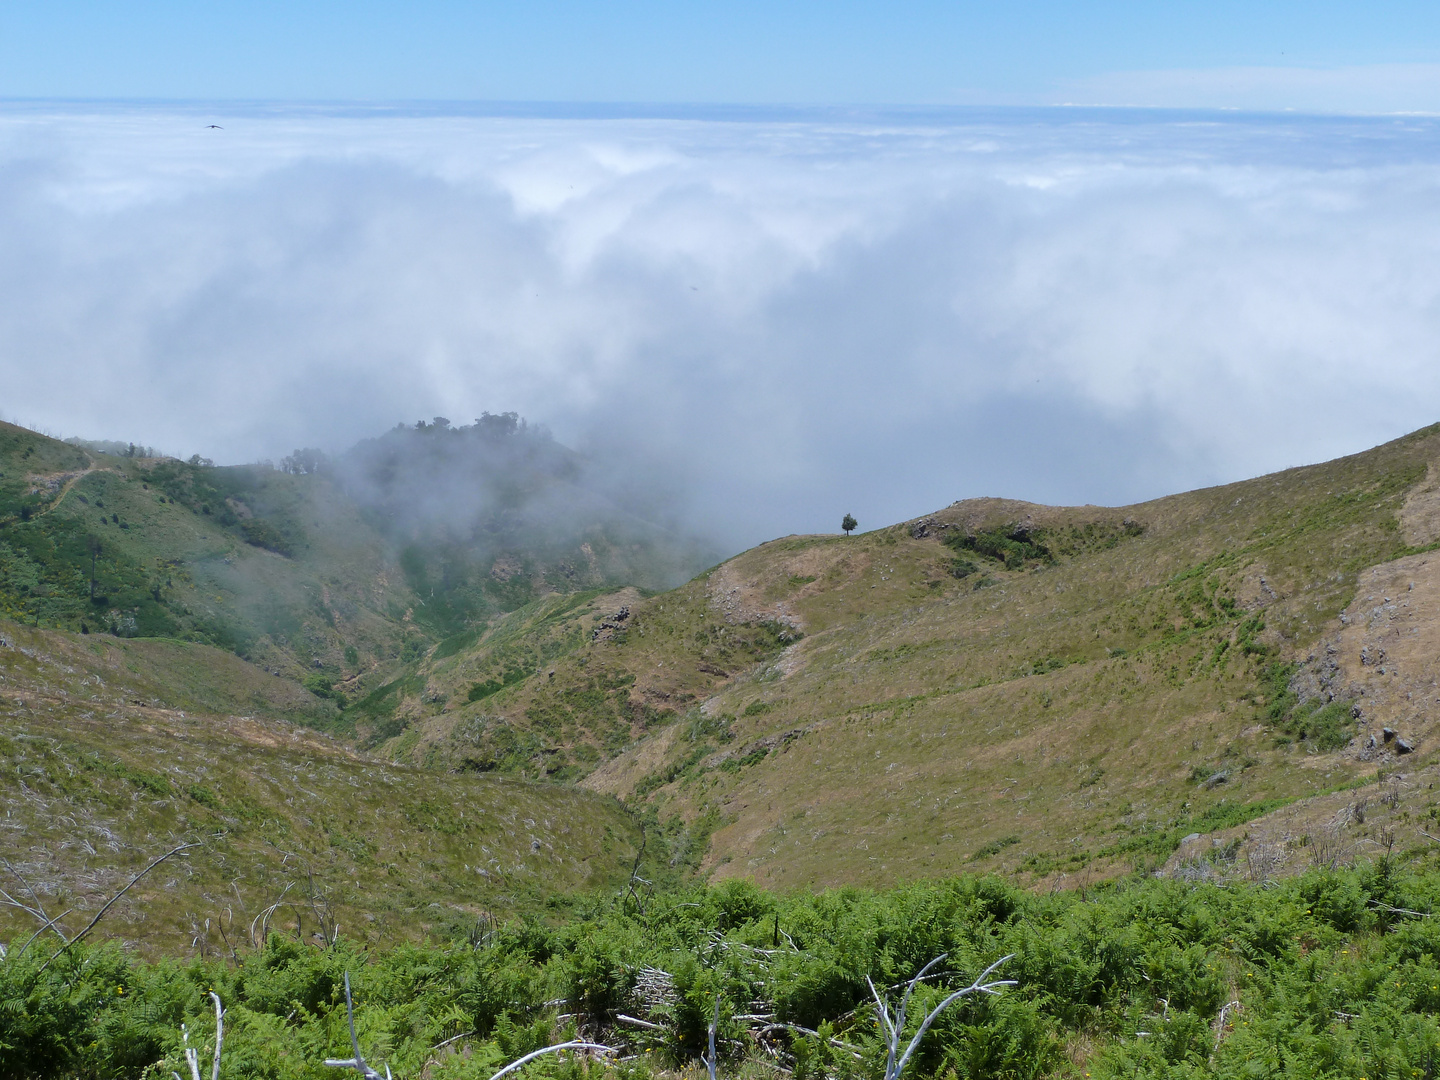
31;461;106;518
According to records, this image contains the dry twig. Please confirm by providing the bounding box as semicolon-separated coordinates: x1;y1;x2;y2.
487;1042;616;1080
702;994;721;1080
324;973;391;1080
39;842;200;974
1213;1000;1242;1049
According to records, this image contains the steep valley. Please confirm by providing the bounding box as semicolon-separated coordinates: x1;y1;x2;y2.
7;420;1440;950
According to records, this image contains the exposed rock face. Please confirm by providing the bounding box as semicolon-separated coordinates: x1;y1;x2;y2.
1294;552;1440;761
908;518;955;539
705;562;804;633
590;605;632;640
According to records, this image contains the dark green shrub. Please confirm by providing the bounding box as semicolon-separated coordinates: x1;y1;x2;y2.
944;527;1051;570
238;935;342;1016
303;673;337;699
10;868;1440;1080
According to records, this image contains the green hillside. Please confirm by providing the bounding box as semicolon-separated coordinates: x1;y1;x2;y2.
0;418;715;952
362;422;1440;891
0;418;717;700
7;418;1440;954
0;422;419;692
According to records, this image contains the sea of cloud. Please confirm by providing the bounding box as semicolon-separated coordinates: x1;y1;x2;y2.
3;103;1440;549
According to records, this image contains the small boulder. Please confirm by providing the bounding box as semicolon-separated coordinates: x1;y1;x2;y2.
1397;738;1416;755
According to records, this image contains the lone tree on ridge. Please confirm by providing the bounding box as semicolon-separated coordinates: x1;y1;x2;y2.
842;513;857;536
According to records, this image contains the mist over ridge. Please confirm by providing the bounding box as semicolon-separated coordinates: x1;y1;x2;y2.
5;105;1440;553
330;410;721;610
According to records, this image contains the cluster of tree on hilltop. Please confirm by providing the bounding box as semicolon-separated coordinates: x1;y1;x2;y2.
337;412;580;539
329;413;715;632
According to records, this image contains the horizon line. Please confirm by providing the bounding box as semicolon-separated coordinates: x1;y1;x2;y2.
0;97;1433;123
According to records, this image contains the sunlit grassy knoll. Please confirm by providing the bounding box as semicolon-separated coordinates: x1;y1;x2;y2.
645;423;1440;886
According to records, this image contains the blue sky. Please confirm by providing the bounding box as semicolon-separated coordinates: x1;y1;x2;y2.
3;2;1440;110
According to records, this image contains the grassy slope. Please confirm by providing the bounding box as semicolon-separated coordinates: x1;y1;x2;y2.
375;423;1440;890
363;581;797;777
0;619;644;954
8;417;1440;952
0;423;706;952
0;422;423;693
0;421;717;707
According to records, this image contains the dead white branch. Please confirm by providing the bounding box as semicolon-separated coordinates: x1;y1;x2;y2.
2;858;72;954
430;1030;478;1052
1368;899;1431;918
250;882;295;946
324;973;391;1080
1212;1000;1243;1049
702;995;720;1080
171;992;224;1080
755;1023;861;1054
11;906;73;959
615;1013;667;1031
868;954;1016;1080
487;1041;616;1080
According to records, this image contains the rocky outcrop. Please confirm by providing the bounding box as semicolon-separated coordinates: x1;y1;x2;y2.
1293;552;1440;761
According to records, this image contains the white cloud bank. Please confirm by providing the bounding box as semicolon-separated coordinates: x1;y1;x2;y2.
3;104;1440;548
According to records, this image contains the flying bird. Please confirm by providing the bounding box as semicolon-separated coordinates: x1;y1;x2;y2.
206;124;223;129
